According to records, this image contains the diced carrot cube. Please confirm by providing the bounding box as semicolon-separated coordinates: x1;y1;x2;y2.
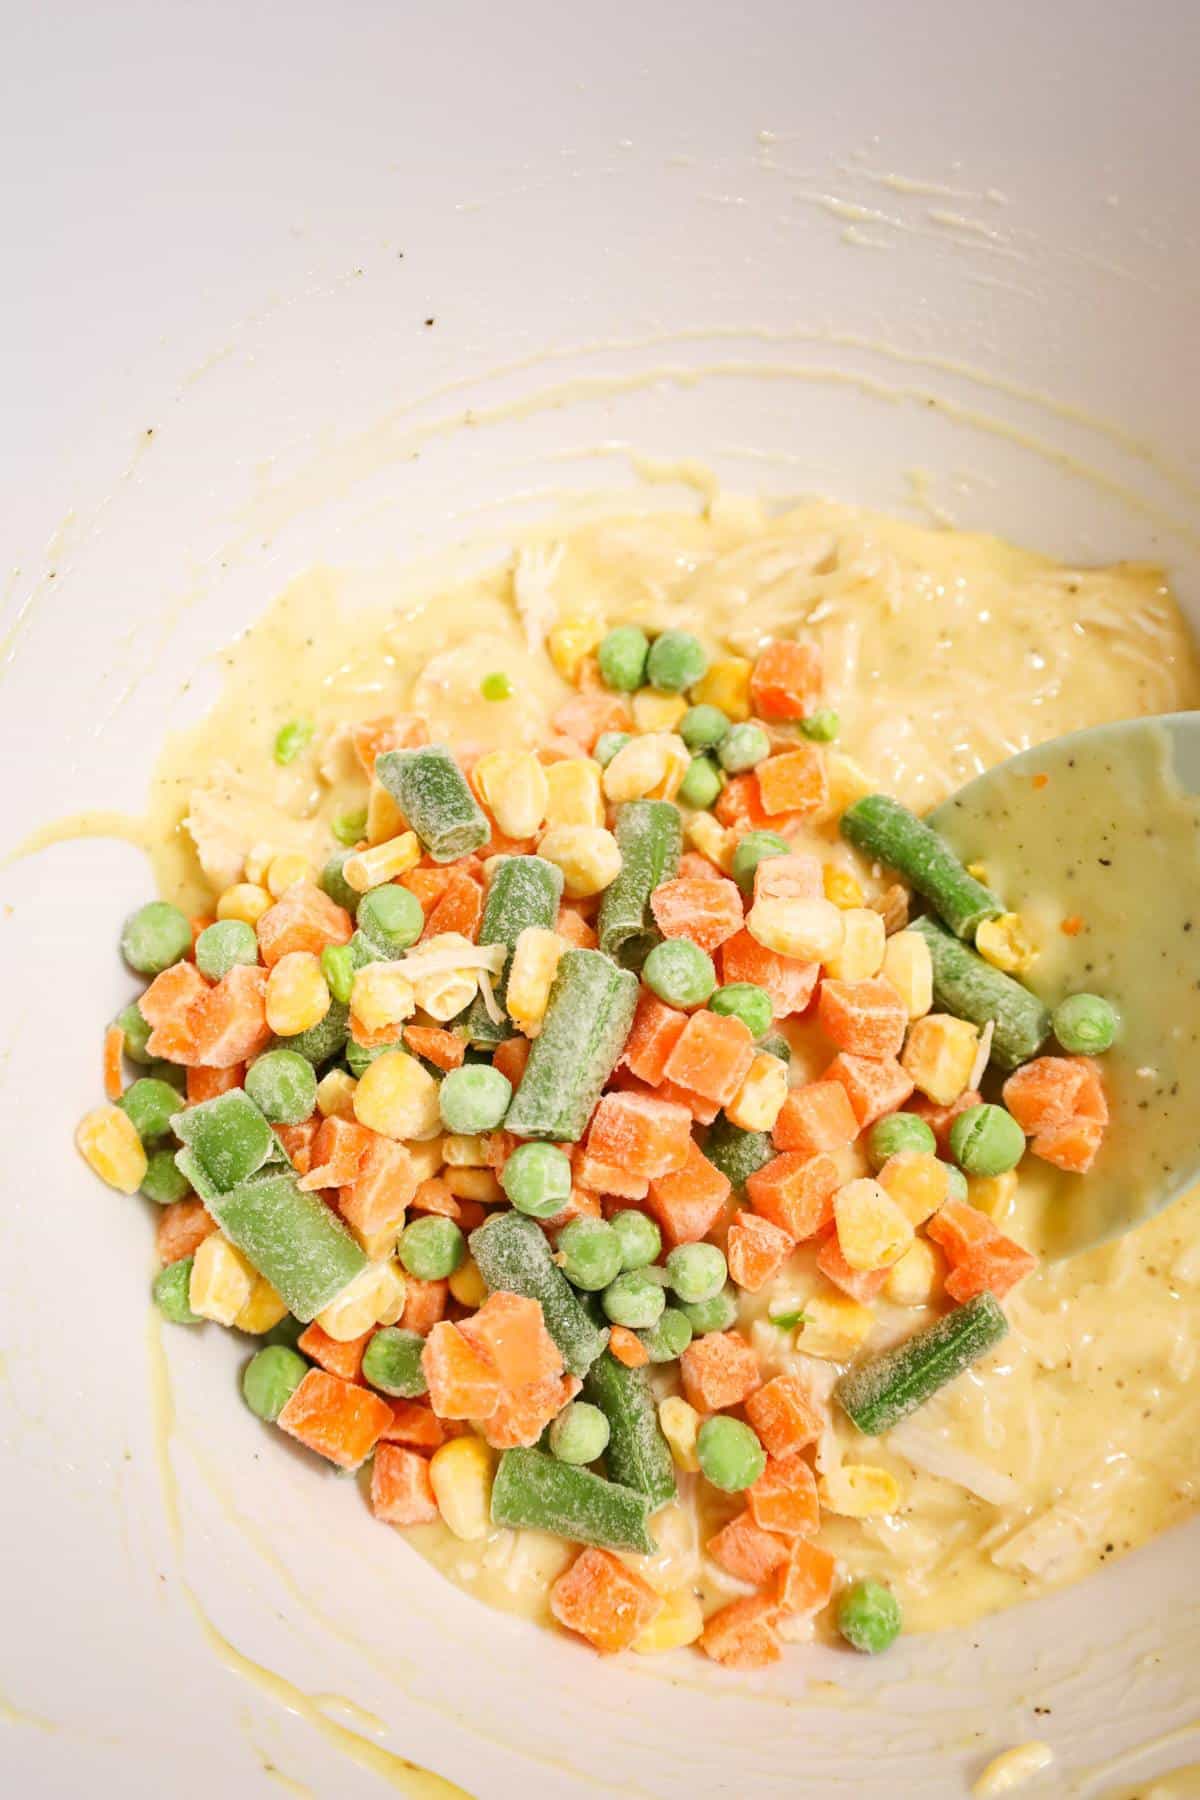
679;1331;761;1413
299;1116;375;1191
747;1451;820;1538
678;849;723;881
720;930;819;1019
378;1399;447;1449
647;1139;732;1246
458;1292;562;1392
555;904;598;949
927;1200;1038;1301
1072;1056;1109;1125
622;992;689;1087
256;882;352;967
824;1052;915;1127
750;639;823;722
421;867;483;942
923;1198;994;1261
699;1593;781;1669
277;1370;393;1470
180;963;272;1070
726;1211;793;1293
817;977;907;1058
401;1276;449;1336
745;1152;839;1242
707;1510;791;1584
773;1081;859;1155
370;1444;439;1525
421;1321;503;1421
550;1547;662;1655
140;959;209;1029
755;746;829;819
351;714;428;776
297;1322;374;1381
663;1010;756;1107
482;1371;581;1450
552;693;632;752
155;1198;216;1265
575;1154;651;1201
403;1025;466;1072
409;1177;461;1220
338;1135;418;1241
815;1231;888;1302
585;1090;693;1180
775;1538;837;1615
715;774;807;835
653;1076;721;1126
753;852;822;903
744;1374;823;1458
1001;1056;1086;1134
537;1185;602;1234
274;1118;319;1175
910;1088;982;1149
186;1064;244;1104
400;865;454;914
103;1024;125;1102
492;1036;531;1088
649;876;745;954
608;1325;650;1369
1031;1116;1105;1173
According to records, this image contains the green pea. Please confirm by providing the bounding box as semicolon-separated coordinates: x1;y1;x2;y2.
602;1269;666;1330
321;942;358;1005
501;1142;573;1219
867;1112;937;1169
114;1000;154;1065
549;1400;611;1465
836;1578;902;1654
678;1285;739;1335
480;671;514;701
718;722;771;774
646;630;707;693
637;1306;693;1363
277;999;350;1067
145;1059;187;1092
195;919;259;981
609;1208;662;1271
274;718;315;765
141;1147;192;1206
398;1216;466;1280
1052;992;1117;1055
242;1345;309;1420
696;1415;765;1492
245;1049;318;1125
345;1036;400;1078
319;850;360;915
594;731;632;768
799;708;840;743
153;1258;201;1325
557;1217;624;1291
678;755;724;811
361;1327;427;1398
948;1103;1026;1177
665;1242;727;1305
121;901;192;976
680;704;730;752
439;1064;512;1134
944;1163;969;1202
357;884;423;955
710;983;773;1039
332;808;368;847
642;938;716;1009
118;1077;182;1144
597;625;650;692
731;831;790;894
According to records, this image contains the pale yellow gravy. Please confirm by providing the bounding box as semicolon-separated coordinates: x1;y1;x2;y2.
143;495;1200;1643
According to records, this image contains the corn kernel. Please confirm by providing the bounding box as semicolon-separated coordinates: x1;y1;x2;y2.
690;655;752;722
474;750;548;840
243;841;276;885
823;864;865;909
407;1137;445;1183
429;1436;497;1540
976;912;1038;975
343;833;421;893
445;1167;503;1203
537;825;622;898
506;927;566;1035
448;1257;488;1308
75;1105;148;1194
189;1233;256;1326
632;1587;704;1654
901;1012;979;1105
824;752;875;816
684;811;735;871
235;1274;289;1334
442;1133;489;1167
632;690;689;734
217;883;272;926
747;895;844;963
823;906;886;981
878;1151;951;1226
373;1259;408;1326
546;615;603;682
884;1237;943;1306
818;1463;902;1518
796;1290;875;1360
266;951;331;1036
316;1068;359;1120
834;1177;914;1271
882;929;933;1019
965;860;990;885
317;1259;408;1341
366;777;406;846
354;1048;442;1141
725;1050;789;1132
542;758;605;829
265;851;315;898
602;732;690;804
355;1223;406;1262
968;1168;1019;1222
349;962;417;1032
658;1396;701;1472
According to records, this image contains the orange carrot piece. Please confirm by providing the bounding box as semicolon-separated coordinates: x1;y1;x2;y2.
622;991;689;1087
186;1063;245;1104
726;1211;793;1293
1031;1115;1105;1173
378;1399;447;1449
663;1010;756;1107
647;1139;732;1246
750;640;823;721
189;964;273;1070
550;1547;662;1654
584;1090;693;1180
753;852;822;903
299;1116;375;1191
277;1370;393;1470
815;1231;888;1302
339;1135;419;1241
747;1451;820;1538
141;961;210;1062
1071;1056;1109;1124
297;1323;374;1382
575;1154;651;1201
755;745;829;819
707;1509;791;1585
653;1076;721;1126
482;1371;581;1450
608;1325;650;1369
370;1444;439;1525
679;1331;761;1413
538;1184;603;1234
745;1152;839;1242
744;1374;823;1458
649;876;745;954
1001;1056;1087;1134
403;1025;466;1072
274;1117;319;1175
824;1052;915;1127
256;882;353;967
458;1292;563;1392
491;1035;531;1088
678;849;723;881
775;1538;837;1616
772;1081;859;1155
421;867;483;942
400;1276;449;1336
409;1176;461;1220
351;714;428;776
927;1200;1038;1301
552;692;632;752
817;976;908;1058
103;1025;125;1101
699;1593;782;1669
421;1321;503;1421
720;929;819;1019
715;773;806;835
555;904;599;949
155;1198;216;1265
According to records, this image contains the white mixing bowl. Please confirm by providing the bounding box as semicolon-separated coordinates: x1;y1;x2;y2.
3;4;1197;1795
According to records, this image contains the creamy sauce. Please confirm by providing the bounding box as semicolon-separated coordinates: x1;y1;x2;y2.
137;495;1199;1642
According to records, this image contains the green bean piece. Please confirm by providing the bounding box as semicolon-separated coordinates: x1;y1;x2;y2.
836;1579;902;1653
275;999;351;1067
172;1090;277;1193
836;1293;1009;1435
948;1103;1025;1176
345;1035;400;1078
470;1211;608;1377
909;916;1051;1072
274;718;315;765
597;625;650;692
646;630;707;693
361;1327;428;1398
153;1258;202;1325
549;1401;611;1466
702;1116;773;1196
463;854;563;1044
262;1313;306;1350
840;794;1003;940
583;1351;676;1507
242;1345;308;1420
1052;992;1117;1055
195;919;259;981
597;800;683;966
504;949;639;1142
375;744;489;863
121;901;192;976
141;1147;192;1206
119;1077;184;1144
490;1447;656;1554
205;1171;368;1322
